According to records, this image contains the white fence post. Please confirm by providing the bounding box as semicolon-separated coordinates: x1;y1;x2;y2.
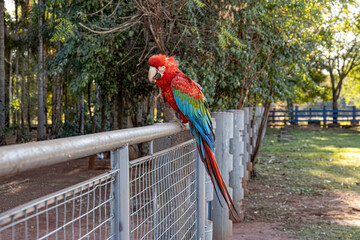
197;151;206;239
111;145;130;240
205;165;214;240
228;110;245;219
260;106;267;139
211;112;233;240
243;108;251;181
253;106;260;145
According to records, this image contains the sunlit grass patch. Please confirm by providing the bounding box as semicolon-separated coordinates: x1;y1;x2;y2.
256;127;360;239
258;128;360;191
293;223;360;240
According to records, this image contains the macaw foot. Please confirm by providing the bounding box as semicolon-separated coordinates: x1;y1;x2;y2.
170;118;186;131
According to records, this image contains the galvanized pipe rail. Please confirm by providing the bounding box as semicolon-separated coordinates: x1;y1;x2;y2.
0;122;188;178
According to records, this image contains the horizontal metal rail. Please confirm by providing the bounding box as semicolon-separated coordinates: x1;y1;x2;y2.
0;123;189;178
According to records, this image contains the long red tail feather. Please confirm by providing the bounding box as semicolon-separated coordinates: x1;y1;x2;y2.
199;140;241;222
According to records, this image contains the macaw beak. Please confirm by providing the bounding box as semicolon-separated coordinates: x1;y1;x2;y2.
148;66;162;82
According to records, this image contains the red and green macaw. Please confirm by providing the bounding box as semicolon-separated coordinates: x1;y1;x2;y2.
148;54;239;220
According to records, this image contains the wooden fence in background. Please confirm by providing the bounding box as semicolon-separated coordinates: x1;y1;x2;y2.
268;106;360;127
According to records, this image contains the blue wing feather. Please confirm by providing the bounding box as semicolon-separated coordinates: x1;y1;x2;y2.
172;80;214;150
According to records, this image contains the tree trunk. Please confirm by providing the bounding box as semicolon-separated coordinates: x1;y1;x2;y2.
286;98;295;125
113;95;119;130
78;92;84;135
14;1;21;142
0;0;6;145
51;75;63;136
64;80;68;123
37;0;45;140
51;80;55;132
251;100;271;166
51;43;62;136
87;82;96;170
21;49;25;131
87;82;96;133
15;48;20;142
329;58;340;125
100;92;107;132
161;103;177;122
94;83;100;126
27;49;31;130
332;92;338;124
43;45;48;137
8;50;12;128
113;81;124;130
4;41;9;128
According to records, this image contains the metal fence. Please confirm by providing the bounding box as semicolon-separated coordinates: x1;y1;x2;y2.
0;123;206;240
129;141;197;240
0;171;114;239
0;108;265;239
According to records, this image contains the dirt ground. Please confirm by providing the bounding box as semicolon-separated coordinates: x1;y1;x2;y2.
232;222;297;240
0;157;110;213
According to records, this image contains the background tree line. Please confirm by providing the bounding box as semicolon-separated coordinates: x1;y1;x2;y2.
0;0;359;165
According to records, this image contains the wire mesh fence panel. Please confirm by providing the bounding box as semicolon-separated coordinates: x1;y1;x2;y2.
0;139;200;240
0;172;114;240
129;140;198;240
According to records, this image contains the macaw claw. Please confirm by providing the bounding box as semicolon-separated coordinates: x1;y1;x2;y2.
170;118;186;131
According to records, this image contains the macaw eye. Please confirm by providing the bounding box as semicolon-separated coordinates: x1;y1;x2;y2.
158;66;165;71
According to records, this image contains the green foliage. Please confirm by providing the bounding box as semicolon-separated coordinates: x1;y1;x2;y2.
341;67;360;106
55;121;79;138
50;18;75;43
6;0;359;140
192;0;205;8
295;71;331;103
179;0;330;109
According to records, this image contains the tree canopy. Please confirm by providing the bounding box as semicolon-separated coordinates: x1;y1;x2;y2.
0;0;359;146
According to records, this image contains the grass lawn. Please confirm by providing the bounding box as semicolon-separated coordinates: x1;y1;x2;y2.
246;127;360;240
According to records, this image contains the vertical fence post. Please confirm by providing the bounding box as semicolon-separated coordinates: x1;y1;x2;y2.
111;145;130;240
253;107;259;147
196;151;206;239
243;108;250;182
270;107;275;127
228;110;245;221
260;106;267;140
352;106;356;126
334;107;338;124
295;106;299;125
211;112;233;240
205;118;214;240
247;108;253;180
205;171;214;240
323;106;327;128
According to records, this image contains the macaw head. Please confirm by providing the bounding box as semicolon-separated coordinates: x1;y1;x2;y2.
148;54;178;82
